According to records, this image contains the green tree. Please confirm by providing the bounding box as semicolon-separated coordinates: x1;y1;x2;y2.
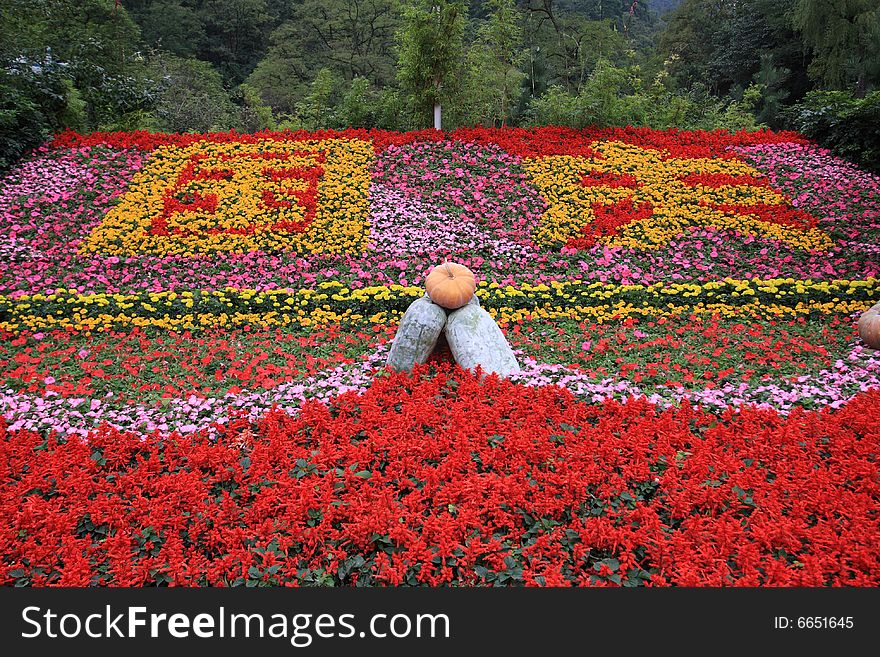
659;0;736;93
286;0;399;85
461;0;526;126
1;0;142;71
245;25;308;116
785;90;880;171
235;82;277;131
0;0;153;137
659;0;811;109
336;76;373;128
146;52;239;132
524;57;764;131
246;0;399;116
652;0;684;14
198;0;271;83
0;55;72;170
791;0;880;96
132;0;205;58
396;0;466;129
523;1;633;95
293;67;341;130
752;52;791;127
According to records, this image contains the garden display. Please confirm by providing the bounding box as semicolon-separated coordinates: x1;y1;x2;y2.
0;125;878;586
388;261;518;377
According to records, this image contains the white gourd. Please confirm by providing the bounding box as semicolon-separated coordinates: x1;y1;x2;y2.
386;296;448;372
444;304;520;378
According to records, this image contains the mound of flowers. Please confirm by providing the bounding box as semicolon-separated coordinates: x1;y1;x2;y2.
1;125;879;586
2;364;879;587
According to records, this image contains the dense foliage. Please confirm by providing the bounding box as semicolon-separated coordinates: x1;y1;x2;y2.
2;1;879;170
786;90;880;173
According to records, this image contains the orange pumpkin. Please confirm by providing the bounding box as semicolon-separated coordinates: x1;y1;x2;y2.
425;261;476;309
858;302;880;349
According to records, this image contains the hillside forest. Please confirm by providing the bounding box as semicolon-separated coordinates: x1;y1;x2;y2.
1;0;878;170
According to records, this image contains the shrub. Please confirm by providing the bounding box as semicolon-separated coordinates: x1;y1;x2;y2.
524;60;763;132
0;55;69;171
785;90;880;173
145;53;240;133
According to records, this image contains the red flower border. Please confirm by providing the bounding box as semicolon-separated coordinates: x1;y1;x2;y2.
50;126;809;159
2;364;878;587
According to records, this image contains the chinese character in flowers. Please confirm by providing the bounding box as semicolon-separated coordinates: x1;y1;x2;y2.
153;149;326;237
81;138;374;256
525;140;833;252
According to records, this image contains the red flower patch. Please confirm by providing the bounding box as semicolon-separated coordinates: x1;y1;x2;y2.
565;197;655;249
2;364;878;587
149;150;326;238
580;171;641;188
709;202;818;230
50;126;808;159
0;325;394;402
679;172;769;188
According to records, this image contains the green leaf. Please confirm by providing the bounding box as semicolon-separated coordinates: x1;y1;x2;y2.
594;558;620;572
488;434;505;447
732;485;757;508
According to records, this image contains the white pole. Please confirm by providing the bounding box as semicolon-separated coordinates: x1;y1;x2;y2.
433;103;442;130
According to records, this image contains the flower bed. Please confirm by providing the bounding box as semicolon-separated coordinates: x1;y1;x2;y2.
1;126;878;586
2;365;878;587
